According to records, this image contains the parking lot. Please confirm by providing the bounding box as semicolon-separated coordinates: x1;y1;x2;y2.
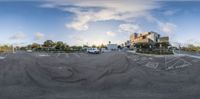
0;51;200;99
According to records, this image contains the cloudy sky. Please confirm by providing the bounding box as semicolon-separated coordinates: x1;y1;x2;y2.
0;0;200;46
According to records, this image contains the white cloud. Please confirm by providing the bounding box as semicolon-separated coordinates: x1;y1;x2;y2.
119;23;141;33
92;39;108;46
44;0;159;31
68;34;87;45
163;10;175;16
68;33;110;46
73;36;84;42
163;9;180;16
145;15;177;35
40;3;56;8
35;32;45;40
160;22;177;35
9;32;27;40
65;15;89;31
106;31;116;37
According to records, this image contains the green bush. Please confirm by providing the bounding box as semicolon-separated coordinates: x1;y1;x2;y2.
136;49;173;55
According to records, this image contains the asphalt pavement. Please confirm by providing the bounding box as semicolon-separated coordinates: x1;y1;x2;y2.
0;51;200;99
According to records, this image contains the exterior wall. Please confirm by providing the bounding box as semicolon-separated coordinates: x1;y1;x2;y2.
134;38;149;43
145;32;160;42
159;37;169;43
130;32;160;44
129;32;171;52
130;33;138;43
107;44;118;50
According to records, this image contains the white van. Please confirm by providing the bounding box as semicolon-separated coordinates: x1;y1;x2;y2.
87;48;100;54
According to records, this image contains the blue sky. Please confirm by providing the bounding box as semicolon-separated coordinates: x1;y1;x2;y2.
0;0;200;46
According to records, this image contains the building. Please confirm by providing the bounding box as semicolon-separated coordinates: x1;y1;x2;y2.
130;31;170;49
159;37;169;43
107;44;118;50
129;32;172;54
130;32;160;44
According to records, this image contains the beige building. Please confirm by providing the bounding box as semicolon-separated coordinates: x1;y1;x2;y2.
130;32;160;44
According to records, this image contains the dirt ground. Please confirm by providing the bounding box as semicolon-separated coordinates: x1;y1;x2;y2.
0;51;200;99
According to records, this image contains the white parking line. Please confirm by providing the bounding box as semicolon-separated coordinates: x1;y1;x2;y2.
39;55;50;57
166;58;192;70
145;62;159;69
36;53;50;57
70;53;80;58
56;53;61;58
0;53;8;60
165;56;179;64
0;56;5;60
192;59;200;62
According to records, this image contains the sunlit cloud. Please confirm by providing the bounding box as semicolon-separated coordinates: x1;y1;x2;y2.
160;22;177;35
44;0;159;31
106;31;116;37
119;23;142;33
145;15;177;36
35;32;45;40
9;32;27;40
92;39;108;46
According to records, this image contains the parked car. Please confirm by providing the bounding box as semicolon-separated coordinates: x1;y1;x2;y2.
87;48;100;54
27;50;32;53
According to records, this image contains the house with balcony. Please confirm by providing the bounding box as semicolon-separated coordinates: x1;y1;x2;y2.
130;32;161;44
129;31;172;54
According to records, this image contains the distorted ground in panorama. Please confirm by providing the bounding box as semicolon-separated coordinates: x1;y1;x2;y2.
0;52;200;99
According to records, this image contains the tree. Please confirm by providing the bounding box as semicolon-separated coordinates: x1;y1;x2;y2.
43;40;55;48
186;44;200;52
55;41;66;50
92;45;96;48
83;45;89;48
0;45;12;52
71;46;82;51
99;44;107;48
31;43;41;49
64;44;70;51
118;45;122;49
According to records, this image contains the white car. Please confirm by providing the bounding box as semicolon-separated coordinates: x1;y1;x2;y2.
27;50;32;52
87;48;100;54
